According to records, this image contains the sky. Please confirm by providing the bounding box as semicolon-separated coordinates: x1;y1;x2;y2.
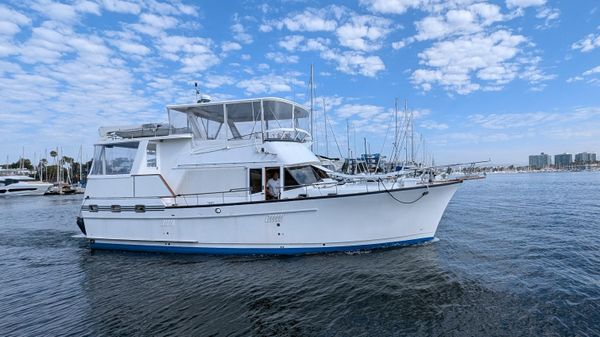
0;0;599;166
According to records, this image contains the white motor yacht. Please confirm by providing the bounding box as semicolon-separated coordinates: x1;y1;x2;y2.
77;97;461;255
0;175;53;196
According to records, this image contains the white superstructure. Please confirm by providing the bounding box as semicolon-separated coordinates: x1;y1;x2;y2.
0;175;52;196
77;97;461;254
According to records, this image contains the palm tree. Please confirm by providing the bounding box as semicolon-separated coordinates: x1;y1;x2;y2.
50;150;58;182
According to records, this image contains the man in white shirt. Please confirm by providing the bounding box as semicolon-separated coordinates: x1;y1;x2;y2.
267;171;281;199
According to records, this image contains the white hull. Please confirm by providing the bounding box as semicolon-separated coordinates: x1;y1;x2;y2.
80;181;458;254
0;182;53;197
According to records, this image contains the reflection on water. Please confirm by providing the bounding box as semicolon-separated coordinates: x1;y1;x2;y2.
1;173;600;336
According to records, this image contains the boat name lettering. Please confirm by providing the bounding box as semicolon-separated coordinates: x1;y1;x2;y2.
265;214;284;223
162;219;175;227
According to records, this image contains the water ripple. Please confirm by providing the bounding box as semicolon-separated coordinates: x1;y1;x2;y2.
1;173;600;336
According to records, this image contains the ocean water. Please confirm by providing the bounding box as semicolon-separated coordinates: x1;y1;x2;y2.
1;172;599;336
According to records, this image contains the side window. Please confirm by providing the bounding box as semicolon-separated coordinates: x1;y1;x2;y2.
147;143;157;168
90;145;105;175
104;142;139;175
249;168;262;193
284;168;300;191
312;166;329;179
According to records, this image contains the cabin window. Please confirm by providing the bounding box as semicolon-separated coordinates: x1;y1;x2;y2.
146;143;157;168
283;165;326;190
90;142;139;175
249;168;262;194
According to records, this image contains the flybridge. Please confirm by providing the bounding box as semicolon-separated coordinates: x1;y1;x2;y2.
99;98;312;143
167;97;311;142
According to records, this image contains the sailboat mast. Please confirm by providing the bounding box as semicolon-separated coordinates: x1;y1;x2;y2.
322;98;329;157
309;64;314;152
408;100;414;164
79;144;83;183
393;98;398;164
346;119;350;159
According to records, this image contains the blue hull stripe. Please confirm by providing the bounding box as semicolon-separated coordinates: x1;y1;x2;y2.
90;237;434;255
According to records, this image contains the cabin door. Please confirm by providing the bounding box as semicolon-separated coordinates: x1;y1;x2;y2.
265;167;281;200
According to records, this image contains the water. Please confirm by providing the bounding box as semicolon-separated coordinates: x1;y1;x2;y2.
1;173;600;336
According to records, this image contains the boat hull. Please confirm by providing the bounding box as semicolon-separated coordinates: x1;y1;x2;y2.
81;181;459;255
0;182;52;196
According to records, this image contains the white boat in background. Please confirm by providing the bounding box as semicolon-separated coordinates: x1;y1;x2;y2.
0;175;52;196
77;97;461;255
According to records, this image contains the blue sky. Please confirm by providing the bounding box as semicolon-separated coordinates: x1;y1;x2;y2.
1;0;599;165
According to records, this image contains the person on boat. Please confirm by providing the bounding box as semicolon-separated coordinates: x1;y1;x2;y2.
267;172;281;199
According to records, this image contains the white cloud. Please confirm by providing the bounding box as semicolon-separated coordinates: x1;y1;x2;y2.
321;50;385;77
130;13;178;36
278;6;341;32
411;30;552;94
414;3;504;41
336;104;384;119
237;74;304;95
420;120;449;130
568;65;600;84
101;0;141;14
359;0;427;14
221;41;242;53
231;16;253;44
391;40;407;49
279;35;331;52
535;7;559;29
19;24;74;64
264;6;389;77
335;15;393;51
506;0;546;9
572;33;600;53
112;39;151;55
279;35;304;51
35;1;78;23
76;1;101;15
156;35;220;72
265;52;299;64
0;5;31;36
144;0;198;17
583;65;600;76
469;107;600;130
203;75;235;89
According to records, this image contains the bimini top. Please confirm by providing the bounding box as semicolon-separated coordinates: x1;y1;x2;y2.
167;97;309;123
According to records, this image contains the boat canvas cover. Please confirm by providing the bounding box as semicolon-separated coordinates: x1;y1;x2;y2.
167;98;309;123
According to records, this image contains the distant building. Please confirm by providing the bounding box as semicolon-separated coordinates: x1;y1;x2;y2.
575;152;597;163
554;153;573;168
529;152;552;169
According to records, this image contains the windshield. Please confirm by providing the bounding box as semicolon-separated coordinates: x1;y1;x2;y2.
284;165;328;190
